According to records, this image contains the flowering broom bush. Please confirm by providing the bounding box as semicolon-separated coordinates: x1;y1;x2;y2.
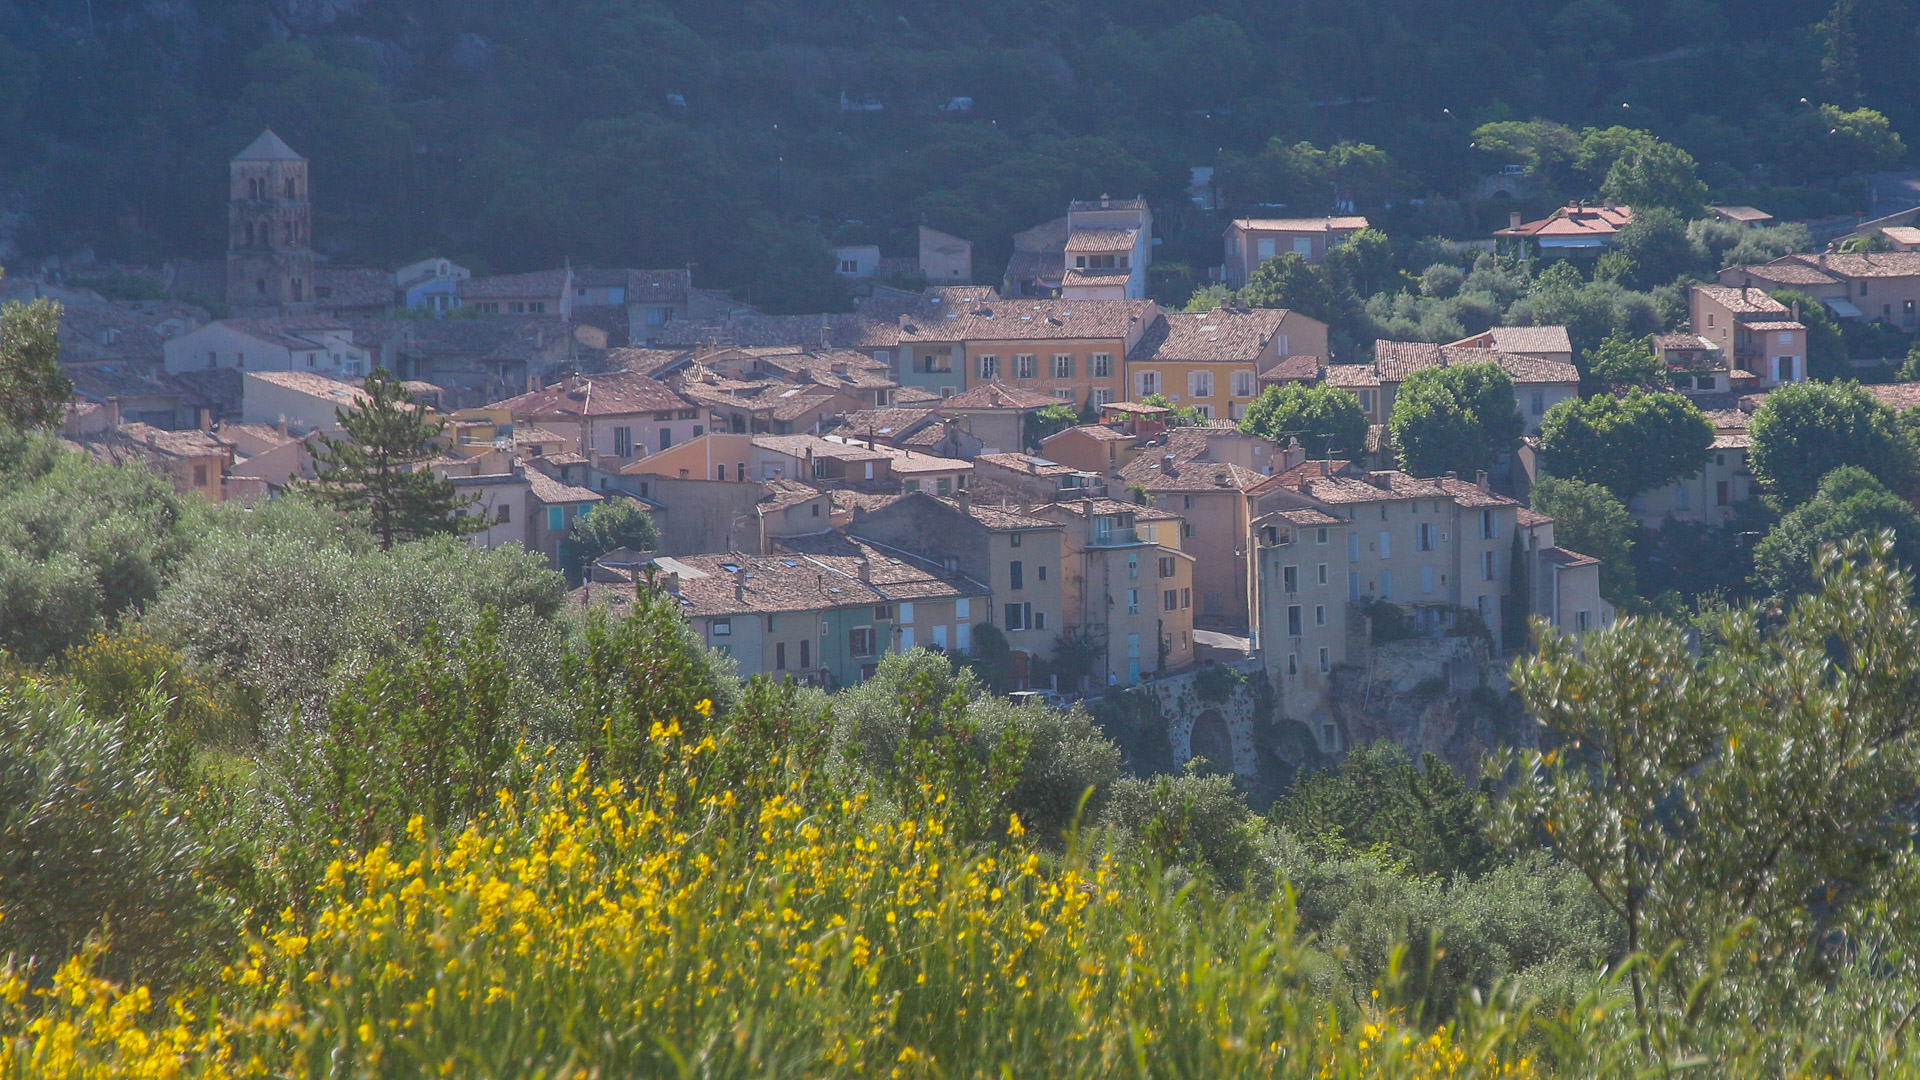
0;684;1543;1079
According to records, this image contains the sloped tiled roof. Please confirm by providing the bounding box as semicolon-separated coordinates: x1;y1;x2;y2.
247;370;370;407
1799;251;1920;279
937;382;1058;411
1115;430;1268;493
1322;364;1382;388
463;269;571;300
526;469;603;506
1128;309;1287;364
832;408;938;440
1694;285;1791;316
754;434;891;462
1485;325;1572;355
578;268;691;304
1229;216;1370;232
312;267;394;310
1539;546;1600;568
899;298;1157;344
490;371;690;417
1864;383;1920;411
758;478;826;512
1726;261;1840;287
1064;227;1138;253
1653;333;1716;351
1371;341;1578;385
1494;204;1631;239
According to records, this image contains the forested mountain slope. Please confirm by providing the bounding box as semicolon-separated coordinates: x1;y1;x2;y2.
0;0;1906;306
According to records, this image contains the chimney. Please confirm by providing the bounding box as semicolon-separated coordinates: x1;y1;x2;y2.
664;572;681;595
197;406;213;431
957;488;971;514
1320;459;1330;477
1161;452;1176;472
276;419;289;438
856;558;871;582
1100;193;1110;208
1475;469;1489;492
1792;301;1800;323
1508;211;1523;231
104;397;121;428
734;565;747;602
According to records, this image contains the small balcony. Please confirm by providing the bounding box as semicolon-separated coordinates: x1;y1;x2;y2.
1089;524;1157;547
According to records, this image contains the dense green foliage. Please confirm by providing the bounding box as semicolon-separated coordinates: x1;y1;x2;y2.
1580;330;1665;392
1528;475;1638;603
3;0;1911;314
1497;536;1920;1057
1272;741;1495;878
1751;466;1920;599
0;276;68;432
1387;361;1523;477
1238;381;1369;458
0;434;193;661
1748;380;1917;506
9;422;1920;1070
567;496;660;567
1536;390;1712;501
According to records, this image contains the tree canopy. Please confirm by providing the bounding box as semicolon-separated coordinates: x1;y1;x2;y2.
1528;474;1638;603
1537;390;1713;502
0;284;70;432
1386;361;1522;478
1238;382;1368;459
1601;141;1708;217
569;498;660;568
1751;466;1920;600
1748;381;1915;506
1581;329;1667;393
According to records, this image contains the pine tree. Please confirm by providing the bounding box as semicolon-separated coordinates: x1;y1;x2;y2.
299;367;479;549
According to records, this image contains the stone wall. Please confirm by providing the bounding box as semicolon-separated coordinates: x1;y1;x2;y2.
1325;636;1532;777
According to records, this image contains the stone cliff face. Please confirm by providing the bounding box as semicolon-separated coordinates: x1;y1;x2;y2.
1324;638;1533;777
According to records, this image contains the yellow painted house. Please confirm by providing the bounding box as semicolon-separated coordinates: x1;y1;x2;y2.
1124;308;1327;421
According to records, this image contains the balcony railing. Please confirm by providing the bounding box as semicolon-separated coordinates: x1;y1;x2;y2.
1089;524;1157;547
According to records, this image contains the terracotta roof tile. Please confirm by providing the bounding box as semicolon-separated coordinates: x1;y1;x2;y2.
1229;216;1370;232
1127;309;1287;364
1694;285;1792;315
491;371;691;417
936;382;1058;411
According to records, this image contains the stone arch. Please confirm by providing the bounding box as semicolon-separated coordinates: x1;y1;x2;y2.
1189;708;1233;772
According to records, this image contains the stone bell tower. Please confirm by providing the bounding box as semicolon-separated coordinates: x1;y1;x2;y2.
225;129;315;313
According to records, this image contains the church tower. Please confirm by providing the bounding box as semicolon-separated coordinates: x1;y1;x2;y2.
226;129;315;313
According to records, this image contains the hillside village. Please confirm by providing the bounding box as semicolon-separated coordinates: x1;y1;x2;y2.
13;127;1920;780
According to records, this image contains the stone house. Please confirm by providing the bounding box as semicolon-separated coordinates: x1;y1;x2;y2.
489;371;704;471
1221;216;1369;286
1340;341;1580;436
1031;498;1195;689
1492;203;1632;260
1689;286;1807;386
1125;307;1327;421
850;493;1066;686
897;297;1158;406
163;317;370;378
463;268;573;318
1117;427;1287;633
240;370;369;429
932;382;1059;455
1719;252;1920;332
